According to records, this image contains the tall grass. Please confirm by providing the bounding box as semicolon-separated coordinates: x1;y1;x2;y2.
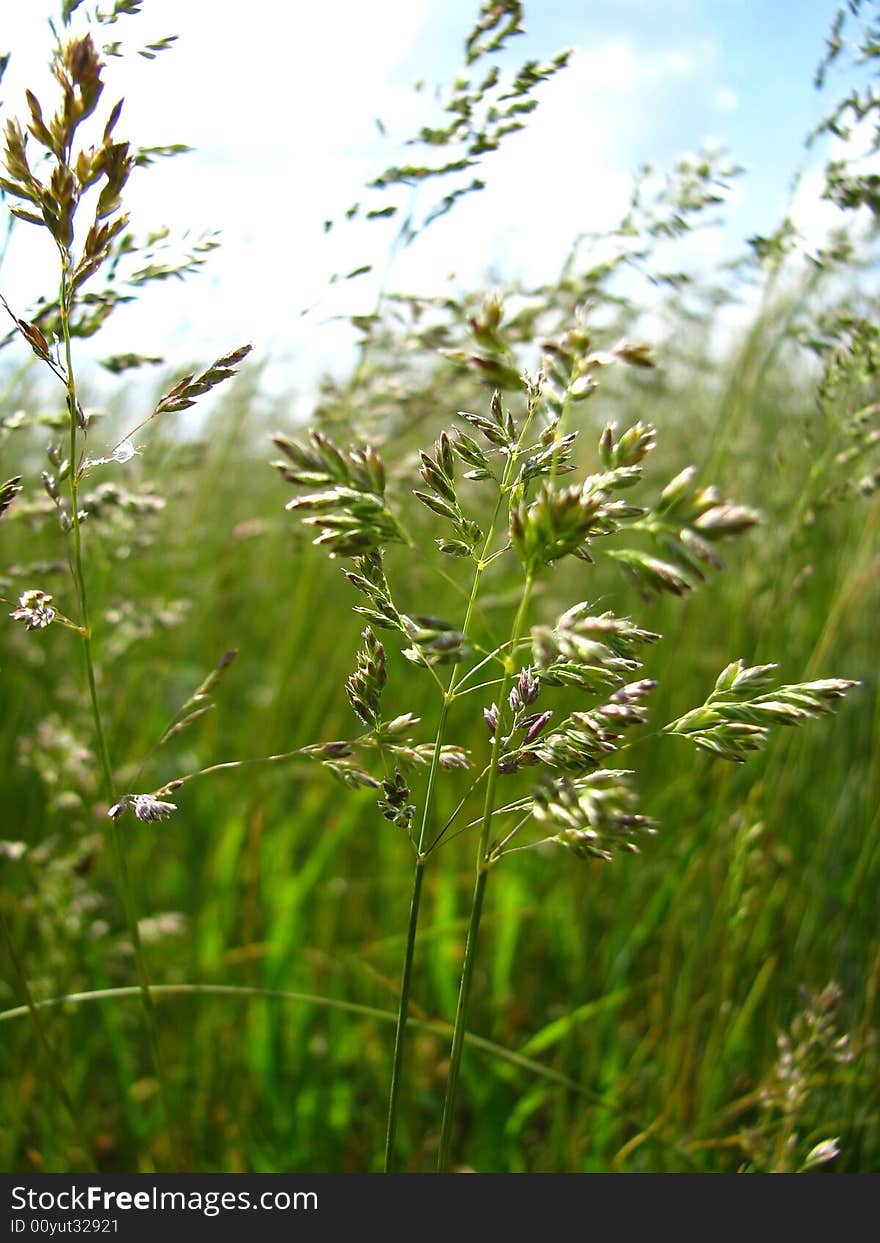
0;0;878;1174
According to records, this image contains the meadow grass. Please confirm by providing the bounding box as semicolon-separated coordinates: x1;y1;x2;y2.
0;1;877;1174
1;305;874;1171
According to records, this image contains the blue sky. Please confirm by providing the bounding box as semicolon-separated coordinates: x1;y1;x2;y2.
406;0;843;211
1;1;863;406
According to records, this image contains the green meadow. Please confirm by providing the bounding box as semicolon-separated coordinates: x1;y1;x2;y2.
0;2;877;1173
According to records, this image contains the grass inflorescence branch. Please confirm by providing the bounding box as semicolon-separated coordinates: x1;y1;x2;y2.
278;287;858;1171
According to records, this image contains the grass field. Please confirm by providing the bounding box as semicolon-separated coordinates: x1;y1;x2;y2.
0;2;877;1174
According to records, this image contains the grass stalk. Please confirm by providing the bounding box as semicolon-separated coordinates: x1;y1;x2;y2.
0;982;597;1104
58;261;178;1163
383;394;542;1170
383;856;425;1170
437;575;534;1171
383;495;504;1170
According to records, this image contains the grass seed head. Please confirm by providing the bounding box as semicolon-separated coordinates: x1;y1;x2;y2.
10;588;56;630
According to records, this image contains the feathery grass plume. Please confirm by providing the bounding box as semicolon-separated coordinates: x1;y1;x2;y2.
378;769;417;832
0;9;172;1163
532;606;659;692
0;5;253;1166
346;627;387;727
541;320;657;416
737;983;853;1172
279;298;858;1172
155;649;238;747
285;313;756;1168
9;588;57;630
812;0;880;218
415;430;484;553
529;771;657;862
274;431;405;556
445;293;526;391
556;148;743;304
8;587;83;634
343;550;406;631
0;475;21;518
798;317;880;513
510;481;609;572
2;0;872;1178
311;141;745;454
664;660;858;762
95;344;252;464
402;614;473;668
0;6;200;366
108;793;178;824
508;680;657;777
608;464;761;595
324;2;569;262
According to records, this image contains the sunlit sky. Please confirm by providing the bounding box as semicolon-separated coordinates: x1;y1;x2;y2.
1;1;865;405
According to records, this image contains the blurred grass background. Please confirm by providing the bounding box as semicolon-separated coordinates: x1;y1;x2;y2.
0;1;878;1174
1;275;876;1171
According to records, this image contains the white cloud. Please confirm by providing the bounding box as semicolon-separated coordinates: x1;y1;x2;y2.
713;86;740;112
569;39;714;96
789;166;842;249
1;0;435;379
0;7;754;407
789;116;880;251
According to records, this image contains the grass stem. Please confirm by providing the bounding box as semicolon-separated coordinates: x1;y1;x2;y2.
437;575;534;1171
383;857;425;1171
58;260;179;1165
